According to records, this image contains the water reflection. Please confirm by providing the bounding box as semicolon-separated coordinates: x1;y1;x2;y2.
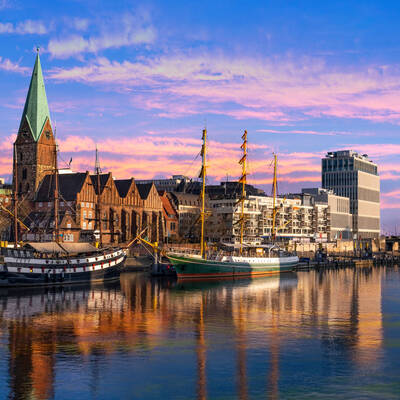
0;267;389;399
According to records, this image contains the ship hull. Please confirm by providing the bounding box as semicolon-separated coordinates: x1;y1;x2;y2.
0;249;126;287
167;254;298;279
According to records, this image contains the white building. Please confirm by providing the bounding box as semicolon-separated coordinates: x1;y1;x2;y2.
207;190;352;244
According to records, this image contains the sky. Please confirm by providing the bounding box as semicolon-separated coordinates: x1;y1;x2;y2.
0;0;400;233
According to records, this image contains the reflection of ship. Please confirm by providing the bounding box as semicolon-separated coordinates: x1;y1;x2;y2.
0;268;386;399
167;130;298;279
0;280;122;319
172;272;298;292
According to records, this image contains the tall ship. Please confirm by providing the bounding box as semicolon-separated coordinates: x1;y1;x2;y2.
0;52;126;287
0;145;126;287
166;129;298;279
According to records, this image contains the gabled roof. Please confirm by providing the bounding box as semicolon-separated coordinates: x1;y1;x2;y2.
35;173;88;202
160;193;178;219
89;173;111;195
114;178;134;198
19;53;51;142
136;183;153;200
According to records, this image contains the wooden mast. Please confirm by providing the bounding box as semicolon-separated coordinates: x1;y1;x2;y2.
53;128;60;243
200;129;207;258
239;130;247;255
12;143;18;246
272;153;277;241
95;146;103;248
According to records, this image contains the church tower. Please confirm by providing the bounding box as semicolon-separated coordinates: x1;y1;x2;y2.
14;51;56;200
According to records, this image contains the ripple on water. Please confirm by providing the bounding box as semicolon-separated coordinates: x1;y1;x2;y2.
0;268;398;399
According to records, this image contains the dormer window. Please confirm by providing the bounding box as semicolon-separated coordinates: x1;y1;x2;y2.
45;131;51;139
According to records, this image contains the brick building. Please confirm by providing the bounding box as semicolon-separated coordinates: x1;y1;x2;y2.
14;53;165;245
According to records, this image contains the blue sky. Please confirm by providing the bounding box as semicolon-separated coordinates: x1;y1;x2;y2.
1;0;400;233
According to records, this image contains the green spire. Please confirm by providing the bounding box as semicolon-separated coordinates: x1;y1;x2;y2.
19;51;51;141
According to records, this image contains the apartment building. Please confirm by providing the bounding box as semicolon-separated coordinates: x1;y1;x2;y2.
207;195;329;244
322;150;380;238
302;188;352;240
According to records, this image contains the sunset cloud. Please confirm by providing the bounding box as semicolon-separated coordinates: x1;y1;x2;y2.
47;54;400;123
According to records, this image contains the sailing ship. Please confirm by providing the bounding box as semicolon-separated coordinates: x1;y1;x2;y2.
0;143;126;287
166;129;298;279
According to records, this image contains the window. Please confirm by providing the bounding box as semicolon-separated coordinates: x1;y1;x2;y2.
67;223;71;228
88;211;92;218
39;202;43;208
19;153;23;162
82;222;87;229
22;168;27;180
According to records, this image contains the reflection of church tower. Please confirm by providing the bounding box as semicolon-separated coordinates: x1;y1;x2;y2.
8;320;56;400
13;51;56;200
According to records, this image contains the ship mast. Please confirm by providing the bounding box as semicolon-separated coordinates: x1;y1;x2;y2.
200;129;207;258
54;128;60;243
271;153;277;241
13;143;18;246
239;130;247;255
95;146;103;248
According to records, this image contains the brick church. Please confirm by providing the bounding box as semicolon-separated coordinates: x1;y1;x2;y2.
14;53;166;245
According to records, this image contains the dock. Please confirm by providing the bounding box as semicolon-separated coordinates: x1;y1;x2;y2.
294;253;400;271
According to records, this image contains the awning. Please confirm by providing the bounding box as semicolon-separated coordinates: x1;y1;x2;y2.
26;242;66;254
26;242;98;254
59;243;98;254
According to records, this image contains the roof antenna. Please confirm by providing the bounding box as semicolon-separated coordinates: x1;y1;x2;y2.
94;145;102;175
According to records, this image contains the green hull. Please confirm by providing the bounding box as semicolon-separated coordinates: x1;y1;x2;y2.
167;254;298;279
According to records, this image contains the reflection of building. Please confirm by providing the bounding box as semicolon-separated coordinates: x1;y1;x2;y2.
1;268;384;399
322;150;380;238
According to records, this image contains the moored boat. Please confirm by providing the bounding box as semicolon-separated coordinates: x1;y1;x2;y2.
0;242;126;287
165;129;298;279
168;250;298;279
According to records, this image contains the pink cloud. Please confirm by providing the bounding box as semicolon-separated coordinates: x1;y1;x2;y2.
47;54;400;122
0;57;29;74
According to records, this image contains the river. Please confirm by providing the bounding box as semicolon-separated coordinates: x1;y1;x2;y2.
0;266;399;399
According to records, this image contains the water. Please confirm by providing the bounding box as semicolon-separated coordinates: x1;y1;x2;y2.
0;267;399;399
